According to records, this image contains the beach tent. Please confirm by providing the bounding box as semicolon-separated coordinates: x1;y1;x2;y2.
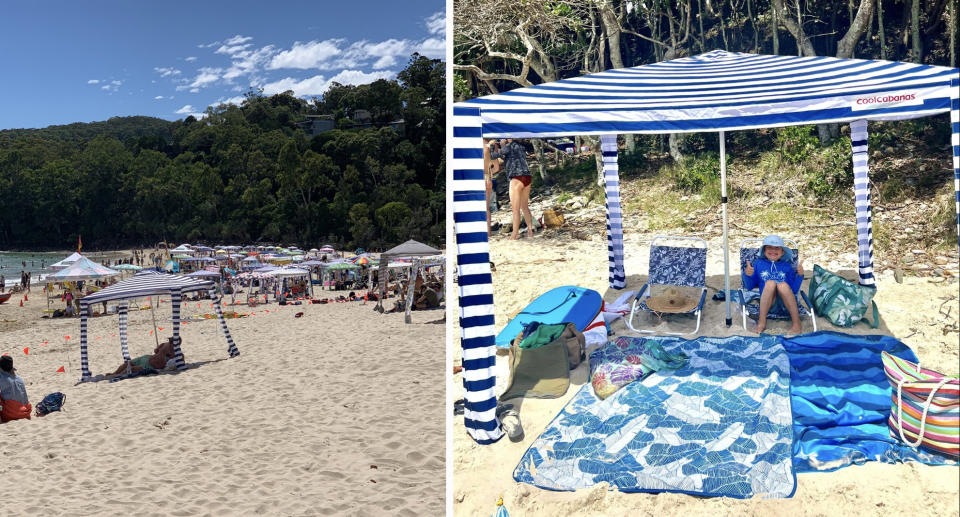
49;251;84;270
48;257;120;281
78;270;240;382
453;50;960;444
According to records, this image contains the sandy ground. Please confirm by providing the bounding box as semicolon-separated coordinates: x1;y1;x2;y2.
1;282;444;516
452;230;960;516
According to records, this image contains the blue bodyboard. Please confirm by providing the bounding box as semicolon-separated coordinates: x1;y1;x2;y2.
495;286;603;348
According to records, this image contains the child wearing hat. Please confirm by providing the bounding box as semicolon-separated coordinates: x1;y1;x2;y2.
743;235;805;334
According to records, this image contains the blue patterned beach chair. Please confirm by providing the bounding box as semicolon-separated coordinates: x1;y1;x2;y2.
626;236;708;335
732;237;817;331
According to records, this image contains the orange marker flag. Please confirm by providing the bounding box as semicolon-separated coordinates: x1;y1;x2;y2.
65;335;71;340
158;327;164;331
23;347;29;355
56;366;65;373
197;303;201;309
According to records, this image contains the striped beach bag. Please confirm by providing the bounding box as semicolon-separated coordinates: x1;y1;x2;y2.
881;352;959;457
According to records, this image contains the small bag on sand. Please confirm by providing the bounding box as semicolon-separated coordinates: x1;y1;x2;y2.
542;207;566;228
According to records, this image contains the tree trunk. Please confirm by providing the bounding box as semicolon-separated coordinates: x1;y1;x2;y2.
669;133;685;163
599;0;625;69
772;5;780;54
877;0;887;59
624;134;635;152
747;0;759;52
772;0;816;56
531;139;549;184
911;0;922;62
951;0;956;67
836;0;875;58
698;0;706;52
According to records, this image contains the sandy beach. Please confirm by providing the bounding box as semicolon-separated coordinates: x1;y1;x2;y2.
1;271;444;516
452;230;960;516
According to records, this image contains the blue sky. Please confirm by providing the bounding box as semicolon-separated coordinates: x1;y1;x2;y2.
0;1;445;130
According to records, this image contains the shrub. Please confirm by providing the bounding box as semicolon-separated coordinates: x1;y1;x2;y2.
776;125;818;164
672;152;721;193
805;137;853;198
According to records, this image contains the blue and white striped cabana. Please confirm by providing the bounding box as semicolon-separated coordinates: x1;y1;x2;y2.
453;50;960;444
78;270;240;381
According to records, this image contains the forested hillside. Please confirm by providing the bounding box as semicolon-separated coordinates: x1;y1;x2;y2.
0;54;444;251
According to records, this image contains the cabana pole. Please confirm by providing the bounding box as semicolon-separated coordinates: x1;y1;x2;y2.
149;296;160;349
720;131;731;327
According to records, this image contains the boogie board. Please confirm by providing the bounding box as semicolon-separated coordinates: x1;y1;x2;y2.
495;286;603;348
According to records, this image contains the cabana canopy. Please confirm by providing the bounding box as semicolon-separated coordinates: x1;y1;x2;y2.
48;256;119;281
49;251;84;270
381;239;441;257
78;270;239;380
453;50;960;445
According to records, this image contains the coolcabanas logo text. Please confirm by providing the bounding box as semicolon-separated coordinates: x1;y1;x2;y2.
855;93;917;105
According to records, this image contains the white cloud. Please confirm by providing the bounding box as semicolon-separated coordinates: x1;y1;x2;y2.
418;37;445;59
260;69;394;97
425;11;445;36
87;79;100;84
99;80;123;92
224;35;252;45
154;95;166;100
190;88;200;93
175;105;195;114
268;39;343;70
223;45;275;81
189;67;222;88
215;95;247;107
154;67;182;77
185;56;197;62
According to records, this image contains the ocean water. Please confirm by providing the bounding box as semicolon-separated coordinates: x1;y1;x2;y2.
0;251;123;289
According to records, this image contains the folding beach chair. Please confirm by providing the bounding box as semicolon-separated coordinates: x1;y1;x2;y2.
626;236;708;335
732;237;817;331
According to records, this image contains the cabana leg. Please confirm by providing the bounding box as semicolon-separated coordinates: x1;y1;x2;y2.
851;120;876;286
209;287;240;358
119;302;130;361
720;131;732;327
453;106;504;444
171;289;186;371
601;135;626;289
79;305;91;381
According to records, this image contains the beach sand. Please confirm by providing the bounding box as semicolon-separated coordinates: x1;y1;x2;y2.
1;284;444;516
453;231;959;516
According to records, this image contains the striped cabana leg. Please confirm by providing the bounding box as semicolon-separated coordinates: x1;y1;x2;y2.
453;106;503;444
80;303;91;381
170;289;186;371
209;287;240;358
601;135;626;289
851;119;876;286
118;302;130;361
951;77;959;252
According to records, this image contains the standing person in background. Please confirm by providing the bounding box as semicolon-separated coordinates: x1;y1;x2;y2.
0;274;5;292
490;139;535;240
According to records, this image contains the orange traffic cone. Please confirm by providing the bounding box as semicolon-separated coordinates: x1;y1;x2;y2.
19;299;23;307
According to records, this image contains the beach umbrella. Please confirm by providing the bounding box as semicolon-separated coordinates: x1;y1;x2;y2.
271;266;310;278
350;255;374;265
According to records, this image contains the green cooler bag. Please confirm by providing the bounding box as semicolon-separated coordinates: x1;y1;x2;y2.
809;264;879;328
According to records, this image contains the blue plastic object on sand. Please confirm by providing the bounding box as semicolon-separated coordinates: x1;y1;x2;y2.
495;286;602;348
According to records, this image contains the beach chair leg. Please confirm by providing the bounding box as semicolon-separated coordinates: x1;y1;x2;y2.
624;298;656;334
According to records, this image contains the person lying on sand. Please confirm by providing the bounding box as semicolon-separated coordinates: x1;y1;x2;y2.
110;338;181;375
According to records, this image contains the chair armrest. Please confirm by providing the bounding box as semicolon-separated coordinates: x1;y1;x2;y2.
635;283;650;300
695;288;707;311
799;290;813;311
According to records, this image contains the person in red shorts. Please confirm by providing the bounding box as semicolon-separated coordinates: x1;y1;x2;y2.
490;138;535;239
0;355;31;422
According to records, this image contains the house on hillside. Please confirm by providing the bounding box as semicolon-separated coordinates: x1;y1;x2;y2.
298;110;405;137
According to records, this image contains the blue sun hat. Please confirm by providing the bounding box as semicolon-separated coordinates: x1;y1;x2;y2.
761;235;793;262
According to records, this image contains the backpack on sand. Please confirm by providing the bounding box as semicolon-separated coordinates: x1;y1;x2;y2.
35;392;66;417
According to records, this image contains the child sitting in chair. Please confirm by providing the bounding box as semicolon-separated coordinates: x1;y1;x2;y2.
743;235;805;334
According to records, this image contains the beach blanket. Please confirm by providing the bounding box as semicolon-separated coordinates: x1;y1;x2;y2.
780;332;958;471
514;334;796;498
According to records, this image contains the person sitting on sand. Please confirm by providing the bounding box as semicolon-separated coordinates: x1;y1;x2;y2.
743;235;804;334
110;338;181;375
414;284;440;310
0;355;32;422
